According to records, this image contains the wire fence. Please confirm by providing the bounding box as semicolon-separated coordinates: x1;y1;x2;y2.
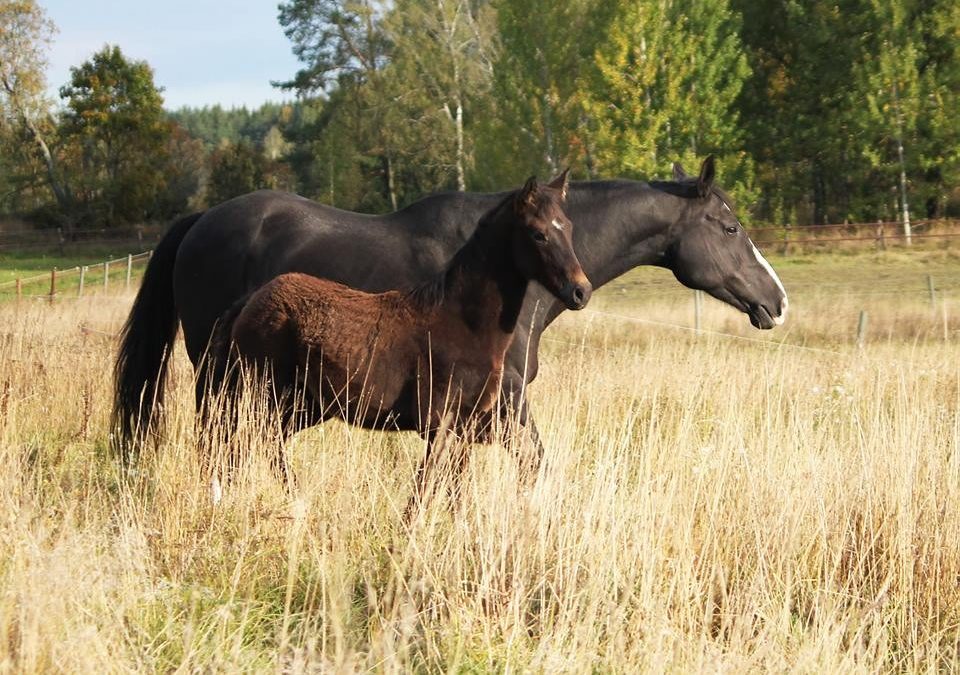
749;218;960;253
0;251;153;301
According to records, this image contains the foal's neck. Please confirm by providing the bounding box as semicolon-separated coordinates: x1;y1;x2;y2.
439;217;527;339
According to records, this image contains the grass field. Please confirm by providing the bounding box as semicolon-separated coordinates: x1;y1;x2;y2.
0;249;958;671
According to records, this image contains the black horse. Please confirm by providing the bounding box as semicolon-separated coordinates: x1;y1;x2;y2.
114;156;787;456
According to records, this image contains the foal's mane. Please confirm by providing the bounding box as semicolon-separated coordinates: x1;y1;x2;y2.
405;183;568;310
406;190;518;310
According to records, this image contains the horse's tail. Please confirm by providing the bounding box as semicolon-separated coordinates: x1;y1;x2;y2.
112;211;204;460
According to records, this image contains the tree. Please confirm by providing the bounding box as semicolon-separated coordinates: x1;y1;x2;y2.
279;0;404;209
583;0;753;198
386;0;496;191
58;45;173;227
207;140;294;206
0;0;71;223
735;0;960;225
475;0;604;187
850;0;960;222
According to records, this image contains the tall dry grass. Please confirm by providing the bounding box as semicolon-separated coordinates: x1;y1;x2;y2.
0;264;958;672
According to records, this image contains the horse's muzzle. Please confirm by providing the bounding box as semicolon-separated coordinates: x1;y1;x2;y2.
561;279;593;310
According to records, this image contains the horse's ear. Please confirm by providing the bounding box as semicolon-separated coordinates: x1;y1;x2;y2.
697;155;715;198
548;168;570;201
516;175;539;211
673;162;688;181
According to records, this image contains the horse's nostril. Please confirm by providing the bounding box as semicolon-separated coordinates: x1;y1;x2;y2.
572;287;585;304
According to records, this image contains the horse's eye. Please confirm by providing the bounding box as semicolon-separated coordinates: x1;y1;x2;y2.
532;230;547;243
725;225;738;235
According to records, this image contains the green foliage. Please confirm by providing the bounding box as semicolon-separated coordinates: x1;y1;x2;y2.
207;140;294;205
736;0;960;224
473;0;604;188
384;0;496;192
58;45;175;227
584;0;754;201
2;0;960;226
169;102;299;149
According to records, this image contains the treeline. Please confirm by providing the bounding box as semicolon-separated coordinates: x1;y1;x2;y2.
1;0;959;232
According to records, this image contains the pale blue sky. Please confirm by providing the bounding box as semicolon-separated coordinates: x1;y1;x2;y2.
42;0;302;109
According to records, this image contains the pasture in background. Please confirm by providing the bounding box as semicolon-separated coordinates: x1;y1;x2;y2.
0;246;958;671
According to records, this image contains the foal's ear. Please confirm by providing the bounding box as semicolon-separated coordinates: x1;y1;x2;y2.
697;155;715;198
516;175;540;211
548;168;570;201
672;162;688;181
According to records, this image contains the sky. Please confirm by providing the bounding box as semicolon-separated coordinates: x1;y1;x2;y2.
41;0;303;110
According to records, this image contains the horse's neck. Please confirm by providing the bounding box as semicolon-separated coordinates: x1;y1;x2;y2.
435;226;527;346
519;182;678;330
567;181;677;288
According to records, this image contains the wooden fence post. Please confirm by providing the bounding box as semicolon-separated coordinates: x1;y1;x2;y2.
876;221;886;250
857;310;868;348
49;268;57;302
927;275;936;310
103;261;109;290
78;266;86;297
125;254;133;289
943;296;950;343
694;290;703;332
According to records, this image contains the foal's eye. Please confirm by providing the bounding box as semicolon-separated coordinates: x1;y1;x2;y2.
724;225;739;235
532;230;547;243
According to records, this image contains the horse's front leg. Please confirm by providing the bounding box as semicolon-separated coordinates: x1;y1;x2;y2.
487;368;545;482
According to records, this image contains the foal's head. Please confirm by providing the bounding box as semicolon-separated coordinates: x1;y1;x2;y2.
508;171;592;310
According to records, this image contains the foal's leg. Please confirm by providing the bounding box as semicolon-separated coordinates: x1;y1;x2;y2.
405;429;441;520
264;370;313;491
405;411;473;519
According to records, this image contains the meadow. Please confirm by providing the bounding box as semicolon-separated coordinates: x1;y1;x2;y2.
0;248;958;672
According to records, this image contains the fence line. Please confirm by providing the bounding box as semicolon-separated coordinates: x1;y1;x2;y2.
0;225;165;252
1;250;153;301
748;217;960;234
748;218;960;253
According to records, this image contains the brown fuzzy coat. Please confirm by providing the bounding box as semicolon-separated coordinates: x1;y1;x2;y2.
226;270;510;433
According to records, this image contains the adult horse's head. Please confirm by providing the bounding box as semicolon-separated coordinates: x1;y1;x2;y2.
662;156;787;329
510;171;592;310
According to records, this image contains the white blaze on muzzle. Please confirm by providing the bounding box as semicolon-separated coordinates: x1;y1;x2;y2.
751;243;787;325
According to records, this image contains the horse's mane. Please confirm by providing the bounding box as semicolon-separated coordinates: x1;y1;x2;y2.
649;179;736;209
406;189;519;310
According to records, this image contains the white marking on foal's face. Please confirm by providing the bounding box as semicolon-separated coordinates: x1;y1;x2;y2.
751;243;788;325
551;219;564;232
